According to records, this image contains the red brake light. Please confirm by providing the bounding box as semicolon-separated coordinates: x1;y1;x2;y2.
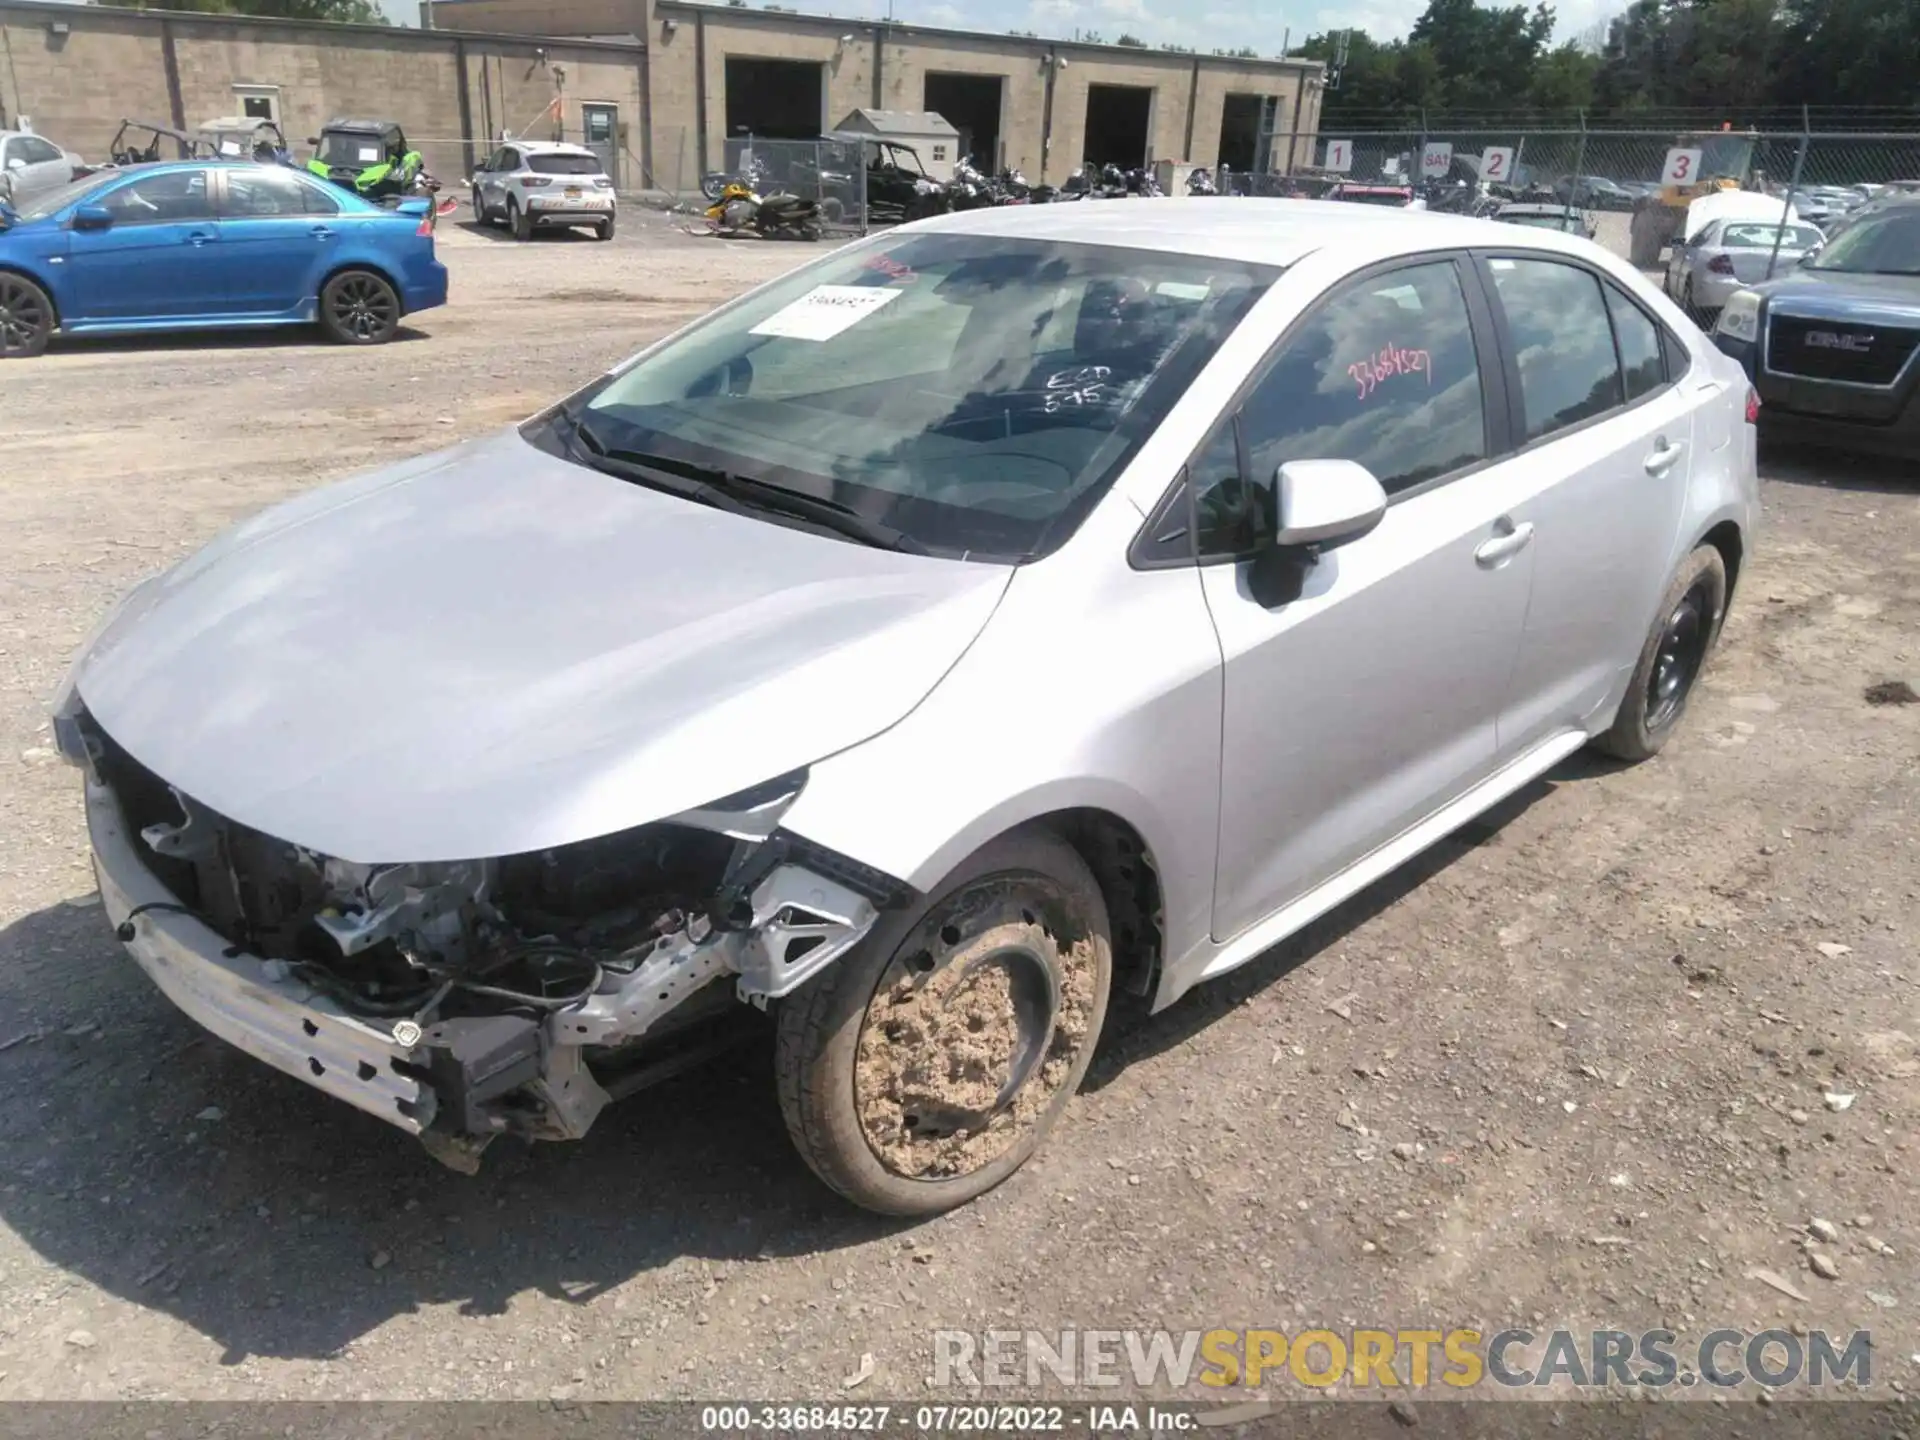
416;212;434;236
519;175;550;188
1745;386;1761;424
1708;254;1736;274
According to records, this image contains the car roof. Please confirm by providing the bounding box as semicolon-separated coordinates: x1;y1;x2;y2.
322;118;398;133
916;197;1580;266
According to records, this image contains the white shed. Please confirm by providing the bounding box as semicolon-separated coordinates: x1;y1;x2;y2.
833;108;961;181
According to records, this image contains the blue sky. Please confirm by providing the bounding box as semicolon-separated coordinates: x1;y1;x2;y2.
754;0;1616;47
44;0;1614;49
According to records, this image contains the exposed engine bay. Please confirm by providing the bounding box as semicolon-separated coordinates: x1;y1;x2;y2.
85;721;906;1171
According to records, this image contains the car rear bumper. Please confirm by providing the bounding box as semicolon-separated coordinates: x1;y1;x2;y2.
529;207;615;225
403;259;449;314
87;775;435;1136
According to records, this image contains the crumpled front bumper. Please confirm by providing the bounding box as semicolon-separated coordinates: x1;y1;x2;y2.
87;775;434;1136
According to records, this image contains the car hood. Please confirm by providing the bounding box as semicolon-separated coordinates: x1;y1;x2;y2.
1750;268;1920;318
75;430;1013;863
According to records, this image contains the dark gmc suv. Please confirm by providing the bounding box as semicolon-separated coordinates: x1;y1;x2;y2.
1711;197;1920;455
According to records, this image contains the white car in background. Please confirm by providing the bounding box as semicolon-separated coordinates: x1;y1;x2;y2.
0;129;82;209
1667;217;1827;320
470;140;615;241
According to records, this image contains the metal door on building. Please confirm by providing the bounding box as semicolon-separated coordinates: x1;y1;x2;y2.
582;104;619;190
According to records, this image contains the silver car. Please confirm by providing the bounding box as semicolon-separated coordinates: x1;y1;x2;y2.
57;202;1758;1215
1668;217;1826;319
469;140;615;241
0;129;82;209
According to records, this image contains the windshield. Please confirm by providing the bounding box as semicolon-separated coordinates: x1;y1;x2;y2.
529;152;603;176
539;233;1274;561
1721;222;1823;250
317;132;389;168
8;171;120;222
1803;208;1920;275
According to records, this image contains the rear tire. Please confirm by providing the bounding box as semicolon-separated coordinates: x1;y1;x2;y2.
0;271;54;359
595;212;616;241
774;827;1112;1216
509;198;532;241
318;269;401;346
1592;545;1729;762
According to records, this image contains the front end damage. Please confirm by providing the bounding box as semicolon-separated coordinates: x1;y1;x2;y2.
73;715;909;1172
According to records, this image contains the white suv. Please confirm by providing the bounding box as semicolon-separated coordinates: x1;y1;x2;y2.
470;141;615;241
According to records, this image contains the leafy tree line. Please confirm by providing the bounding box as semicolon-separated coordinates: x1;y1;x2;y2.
1295;0;1920;124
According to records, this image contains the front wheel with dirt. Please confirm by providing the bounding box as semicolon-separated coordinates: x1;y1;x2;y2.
774;828;1112;1216
1592;544;1728;762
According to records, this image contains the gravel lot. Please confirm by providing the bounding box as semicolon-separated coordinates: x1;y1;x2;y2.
1;210;1917;1406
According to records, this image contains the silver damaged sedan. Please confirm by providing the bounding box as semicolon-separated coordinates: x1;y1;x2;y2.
57;201;1760;1215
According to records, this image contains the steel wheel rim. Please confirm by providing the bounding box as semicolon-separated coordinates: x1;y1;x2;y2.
853;887;1096;1183
329;275;395;341
1648;576;1715;729
0;278;48;352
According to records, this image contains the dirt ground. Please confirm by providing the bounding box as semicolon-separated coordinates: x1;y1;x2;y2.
1;209;1917;1407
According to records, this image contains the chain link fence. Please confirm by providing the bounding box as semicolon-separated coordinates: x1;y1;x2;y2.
1258;125;1920;268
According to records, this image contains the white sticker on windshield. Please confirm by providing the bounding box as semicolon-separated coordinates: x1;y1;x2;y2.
749;285;901;341
1155;281;1211;300
356;145;381;163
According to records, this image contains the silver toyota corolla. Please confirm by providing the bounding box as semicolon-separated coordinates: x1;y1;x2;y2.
56;201;1759;1215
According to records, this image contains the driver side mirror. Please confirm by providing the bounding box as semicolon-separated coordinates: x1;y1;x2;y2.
1271;460;1388;550
71;204;114;232
4;156;25;171
307;136;321;147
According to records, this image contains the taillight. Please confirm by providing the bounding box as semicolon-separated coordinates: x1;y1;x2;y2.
1708;254;1736;275
1745;386;1761;424
416;212;434;236
519;175;551;188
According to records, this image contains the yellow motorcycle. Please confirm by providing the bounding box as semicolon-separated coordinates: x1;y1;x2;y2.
698;180;823;242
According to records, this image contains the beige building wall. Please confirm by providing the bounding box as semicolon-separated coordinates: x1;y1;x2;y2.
0;0;648;191
0;9;173;158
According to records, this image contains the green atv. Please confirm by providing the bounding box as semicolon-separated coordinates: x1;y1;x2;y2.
306;117;426;202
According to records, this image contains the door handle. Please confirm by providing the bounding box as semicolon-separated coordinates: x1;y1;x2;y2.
1474;520;1535;568
310;225;334;240
183;231;214;246
1645;439;1685;476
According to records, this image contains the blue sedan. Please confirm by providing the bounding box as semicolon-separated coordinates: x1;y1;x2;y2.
0;160;448;357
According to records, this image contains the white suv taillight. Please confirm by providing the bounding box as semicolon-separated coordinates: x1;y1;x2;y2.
1745;386;1761;425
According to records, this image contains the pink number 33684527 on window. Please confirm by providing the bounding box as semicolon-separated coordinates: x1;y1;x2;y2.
1347;343;1433;400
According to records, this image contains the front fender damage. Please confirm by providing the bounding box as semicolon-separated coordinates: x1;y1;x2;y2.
89;727;909;1173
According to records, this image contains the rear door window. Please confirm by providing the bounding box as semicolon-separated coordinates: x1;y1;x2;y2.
1484;257;1624;441
1603;285;1666;402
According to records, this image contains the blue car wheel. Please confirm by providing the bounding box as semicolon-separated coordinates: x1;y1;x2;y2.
0;272;54;359
319;269;401;346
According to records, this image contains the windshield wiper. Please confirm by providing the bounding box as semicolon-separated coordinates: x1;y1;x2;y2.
571;426;929;555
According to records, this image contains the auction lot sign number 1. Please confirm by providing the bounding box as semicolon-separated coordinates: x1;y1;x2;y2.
1323;138;1353;172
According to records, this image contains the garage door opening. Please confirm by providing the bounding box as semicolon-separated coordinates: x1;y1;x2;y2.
925;72;1003;169
1218;93;1263;173
724;56;825;141
1082;83;1152;169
